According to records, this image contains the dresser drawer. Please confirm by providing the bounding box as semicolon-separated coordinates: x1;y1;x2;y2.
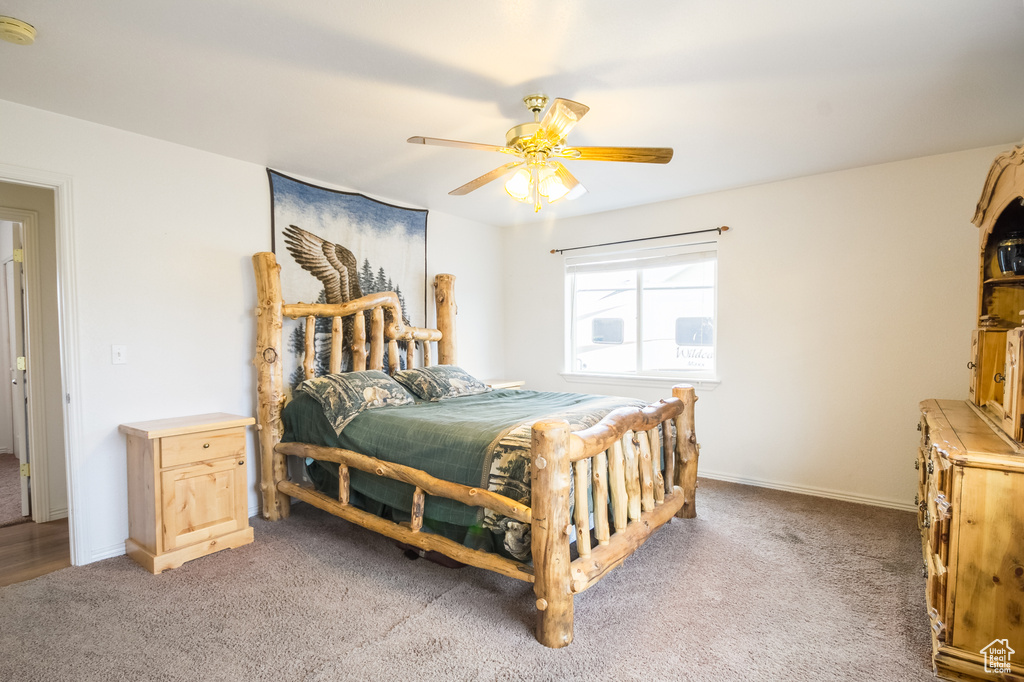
916;448;927;487
924;545;948;628
161;427;246;468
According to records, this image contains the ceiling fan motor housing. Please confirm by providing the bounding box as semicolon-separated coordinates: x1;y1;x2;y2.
506;122;542;149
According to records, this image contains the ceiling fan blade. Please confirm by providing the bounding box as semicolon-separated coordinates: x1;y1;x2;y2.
449;162;524;196
548;161;587;202
558;146;674;164
538;99;590;143
408;136;513;154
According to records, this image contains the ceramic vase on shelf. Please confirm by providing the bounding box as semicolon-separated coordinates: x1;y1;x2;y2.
996;232;1024;275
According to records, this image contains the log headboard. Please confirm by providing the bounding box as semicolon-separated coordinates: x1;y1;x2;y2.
251;251;455;519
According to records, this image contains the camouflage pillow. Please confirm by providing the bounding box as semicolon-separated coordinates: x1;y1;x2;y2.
296;370;414;434
393;365;492;402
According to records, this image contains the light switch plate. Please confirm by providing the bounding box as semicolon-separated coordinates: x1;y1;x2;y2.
111;344;127;364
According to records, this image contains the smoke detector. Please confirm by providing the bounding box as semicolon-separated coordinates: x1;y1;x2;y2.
0;17;36;45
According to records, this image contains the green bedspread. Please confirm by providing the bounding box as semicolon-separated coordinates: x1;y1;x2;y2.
281;388;644;560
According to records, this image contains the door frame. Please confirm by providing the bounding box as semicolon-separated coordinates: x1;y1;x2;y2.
0;164;83;566
0;212;46;521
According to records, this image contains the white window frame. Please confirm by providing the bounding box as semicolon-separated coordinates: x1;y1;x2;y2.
562;239;720;388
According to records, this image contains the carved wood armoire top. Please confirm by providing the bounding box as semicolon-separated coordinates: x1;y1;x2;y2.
973;143;1024;234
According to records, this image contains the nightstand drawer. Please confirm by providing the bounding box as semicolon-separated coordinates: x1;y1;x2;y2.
161;427;245;468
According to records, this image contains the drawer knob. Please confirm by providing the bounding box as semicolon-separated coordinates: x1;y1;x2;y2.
238;460;244;466
967;361;976;370
995;373;1005;383
203;443;210;449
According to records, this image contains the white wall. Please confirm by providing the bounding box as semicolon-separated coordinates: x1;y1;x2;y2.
502;145;1006;508
426;211;505;379
0;98;504;563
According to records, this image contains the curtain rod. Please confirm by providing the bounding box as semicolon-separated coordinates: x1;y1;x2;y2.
550;226;730;255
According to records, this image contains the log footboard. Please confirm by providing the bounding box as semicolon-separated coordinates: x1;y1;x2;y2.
530;385;698;647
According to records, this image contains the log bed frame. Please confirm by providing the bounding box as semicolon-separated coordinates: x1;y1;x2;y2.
252;251;699;648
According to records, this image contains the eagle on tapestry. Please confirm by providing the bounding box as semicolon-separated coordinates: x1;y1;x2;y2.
283;225;363;304
282;224;411;386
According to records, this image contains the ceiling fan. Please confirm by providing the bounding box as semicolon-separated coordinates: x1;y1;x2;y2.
408;95;673;212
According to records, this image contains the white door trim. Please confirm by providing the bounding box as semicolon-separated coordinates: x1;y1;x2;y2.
0;163;84;566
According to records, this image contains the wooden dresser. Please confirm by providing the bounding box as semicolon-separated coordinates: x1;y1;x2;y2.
917;400;1024;680
918;146;1024;680
120;413;255;574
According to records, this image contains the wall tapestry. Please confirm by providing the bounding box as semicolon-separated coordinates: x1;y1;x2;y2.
268;169;428;390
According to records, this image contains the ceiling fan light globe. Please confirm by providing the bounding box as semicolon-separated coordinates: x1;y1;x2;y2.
539;173;570;202
504;168;533;202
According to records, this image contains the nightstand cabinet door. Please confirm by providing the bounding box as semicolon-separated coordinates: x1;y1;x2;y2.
161;457;248;551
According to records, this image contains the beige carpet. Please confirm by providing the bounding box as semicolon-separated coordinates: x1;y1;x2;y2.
0;479;934;681
0;451;29;528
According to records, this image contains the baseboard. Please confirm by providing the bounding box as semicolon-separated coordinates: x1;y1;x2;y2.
91;542;127;563
698;469;917;512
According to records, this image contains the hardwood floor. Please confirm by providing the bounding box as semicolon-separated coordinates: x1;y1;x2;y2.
0;518;71;587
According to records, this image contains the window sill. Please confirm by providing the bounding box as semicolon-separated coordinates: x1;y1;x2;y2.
558;372;720;391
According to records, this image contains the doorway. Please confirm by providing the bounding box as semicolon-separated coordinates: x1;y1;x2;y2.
0;220;31;528
0;180;73;581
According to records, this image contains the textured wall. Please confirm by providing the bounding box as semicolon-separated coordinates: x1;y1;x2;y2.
501;144;1007;508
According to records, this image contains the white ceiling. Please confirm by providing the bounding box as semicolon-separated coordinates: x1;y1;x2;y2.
2;1;1023;227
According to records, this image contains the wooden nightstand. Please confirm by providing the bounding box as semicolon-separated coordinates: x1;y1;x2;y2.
120;413;255;574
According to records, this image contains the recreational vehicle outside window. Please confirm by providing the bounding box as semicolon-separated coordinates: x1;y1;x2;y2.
565;242;717;381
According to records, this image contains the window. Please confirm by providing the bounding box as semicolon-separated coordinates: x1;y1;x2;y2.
566;242;717;379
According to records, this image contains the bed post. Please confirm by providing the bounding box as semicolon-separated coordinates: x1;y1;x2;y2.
434;274;457;365
531;418;574;648
252;252;290;521
672;385;699;519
